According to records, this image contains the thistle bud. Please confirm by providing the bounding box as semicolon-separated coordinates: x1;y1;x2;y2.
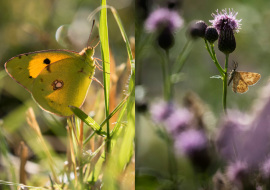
205;26;218;44
158;27;175;50
218;28;236;54
188;20;208;39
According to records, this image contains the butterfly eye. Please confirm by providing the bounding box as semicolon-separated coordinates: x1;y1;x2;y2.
233;61;238;70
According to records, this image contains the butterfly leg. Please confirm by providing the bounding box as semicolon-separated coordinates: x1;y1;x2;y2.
94;59;111;75
90;76;104;89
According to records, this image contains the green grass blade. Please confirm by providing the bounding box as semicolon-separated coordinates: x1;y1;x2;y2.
0;70;7;81
69;106;106;136
109;6;134;62
107;6;135;137
100;0;111;158
83;94;129;145
0;127;17;183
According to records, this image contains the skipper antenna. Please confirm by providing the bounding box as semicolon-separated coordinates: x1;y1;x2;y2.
87;20;96;47
232;60;238;70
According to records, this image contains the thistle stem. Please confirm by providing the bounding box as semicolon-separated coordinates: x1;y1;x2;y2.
205;40;225;77
223;54;229;113
174;40;192;73
210;44;225;77
161;50;172;101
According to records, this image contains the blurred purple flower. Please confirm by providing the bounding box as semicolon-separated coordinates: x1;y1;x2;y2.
240;87;270;167
210;8;242;34
226;160;248;183
145;8;184;32
216;110;250;162
164;108;193;136
175;129;207;156
217;84;270;168
150;101;175;123
260;157;270;179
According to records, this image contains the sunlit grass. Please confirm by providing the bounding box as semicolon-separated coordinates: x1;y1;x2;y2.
0;1;134;189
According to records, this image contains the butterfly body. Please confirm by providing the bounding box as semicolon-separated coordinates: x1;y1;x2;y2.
228;62;261;94
5;47;96;117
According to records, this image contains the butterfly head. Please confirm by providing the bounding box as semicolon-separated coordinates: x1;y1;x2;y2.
79;46;95;59
228;61;238;86
85;46;95;57
233;61;238;71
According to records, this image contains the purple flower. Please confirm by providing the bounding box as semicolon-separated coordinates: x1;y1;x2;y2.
164;108;192;136
226;161;248;183
217;99;270;168
175;129;207;156
210;8;242;34
260;157;270;179
216;110;250;162
150;101;175;123
145;8;184;32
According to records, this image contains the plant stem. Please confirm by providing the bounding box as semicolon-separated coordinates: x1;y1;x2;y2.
162;50;172;100
210;44;225;77
205;39;214;59
79;120;84;187
205;40;225;77
174;40;192;73
223;54;229;113
165;129;178;184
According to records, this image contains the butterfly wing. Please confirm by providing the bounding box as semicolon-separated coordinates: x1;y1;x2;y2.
232;72;246;93
5;50;80;92
232;72;261;93
238;72;261;85
31;57;95;117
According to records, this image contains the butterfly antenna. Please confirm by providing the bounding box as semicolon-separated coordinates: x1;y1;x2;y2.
93;38;100;49
87;20;96;48
232;60;238;70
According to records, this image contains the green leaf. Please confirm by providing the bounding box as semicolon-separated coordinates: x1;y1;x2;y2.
83;94;129;145
69;106;106;136
210;75;222;79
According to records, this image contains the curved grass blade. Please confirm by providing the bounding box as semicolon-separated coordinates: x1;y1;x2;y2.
69;106;106;136
83;94;130;145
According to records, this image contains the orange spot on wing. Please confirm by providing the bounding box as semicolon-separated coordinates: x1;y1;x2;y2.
28;53;71;78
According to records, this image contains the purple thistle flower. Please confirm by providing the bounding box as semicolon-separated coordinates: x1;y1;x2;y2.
226;161;248;183
164;108;193;136
260;157;270;179
150;101;175;123
210;8;242;34
175;129;207;156
145;8;184;33
217;99;270;168
216;110;250;162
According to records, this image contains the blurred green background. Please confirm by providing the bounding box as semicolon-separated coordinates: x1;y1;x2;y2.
136;0;270;188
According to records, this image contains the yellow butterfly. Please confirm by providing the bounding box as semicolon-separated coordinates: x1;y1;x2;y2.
5;41;97;117
228;62;261;93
